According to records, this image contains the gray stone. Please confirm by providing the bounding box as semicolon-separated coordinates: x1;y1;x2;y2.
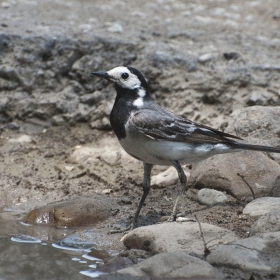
118;253;219;280
121;222;238;256
197;188;228;206
207;232;280;273
243;197;280;217
247;90;279;106
189;151;280;199
250;210;280;236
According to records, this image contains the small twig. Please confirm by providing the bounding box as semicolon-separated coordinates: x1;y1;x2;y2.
69;171;87;179
194;214;210;257
237;173;255;199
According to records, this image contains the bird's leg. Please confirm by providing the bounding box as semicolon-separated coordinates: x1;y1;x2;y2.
108;162;153;234
131;162;153;229
169;160;188;222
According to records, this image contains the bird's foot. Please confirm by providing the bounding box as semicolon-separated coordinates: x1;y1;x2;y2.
166;213;177;222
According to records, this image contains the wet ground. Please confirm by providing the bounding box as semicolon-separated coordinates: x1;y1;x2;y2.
0;209;107;279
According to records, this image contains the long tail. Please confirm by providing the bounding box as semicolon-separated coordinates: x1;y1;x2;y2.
229;142;280;153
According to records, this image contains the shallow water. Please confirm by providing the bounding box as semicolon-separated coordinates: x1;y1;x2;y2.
0;209;105;280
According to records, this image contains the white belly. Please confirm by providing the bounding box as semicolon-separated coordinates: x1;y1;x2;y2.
119;132;236;166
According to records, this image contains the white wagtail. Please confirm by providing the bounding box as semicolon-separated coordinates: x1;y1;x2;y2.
92;66;280;230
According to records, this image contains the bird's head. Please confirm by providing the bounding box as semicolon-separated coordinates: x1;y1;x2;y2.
92;66;148;92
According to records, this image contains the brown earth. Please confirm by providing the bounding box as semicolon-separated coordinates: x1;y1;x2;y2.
0;121;257;239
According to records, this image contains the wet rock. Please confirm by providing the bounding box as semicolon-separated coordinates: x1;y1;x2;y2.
151;166;190;188
243;197;280;217
55;234;95;250
121;222;238;256
250;210;280;236
117;253;219;280
207;232;280;274
57;227;124;255
197;188;228;206
23;195;118;227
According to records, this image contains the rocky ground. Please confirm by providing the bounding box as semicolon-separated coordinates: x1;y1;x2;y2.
1;0;280;279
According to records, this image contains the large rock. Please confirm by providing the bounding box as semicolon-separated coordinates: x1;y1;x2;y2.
243;197;280;216
116;253;219;280
207;232;280;275
121;222;238;256
250;210;280;236
189;152;280;199
23;195;118;227
189;106;280;199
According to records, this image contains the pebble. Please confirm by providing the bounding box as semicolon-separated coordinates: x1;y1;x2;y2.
107;23;123;33
7;135;33;144
197;188;228;206
198;53;214;63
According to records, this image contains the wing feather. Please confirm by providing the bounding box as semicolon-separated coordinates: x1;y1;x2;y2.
132;108;242;144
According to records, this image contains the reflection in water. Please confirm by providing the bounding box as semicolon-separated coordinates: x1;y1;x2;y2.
0;210;106;279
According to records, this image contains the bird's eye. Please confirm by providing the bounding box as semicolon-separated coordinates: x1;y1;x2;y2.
121;73;129;80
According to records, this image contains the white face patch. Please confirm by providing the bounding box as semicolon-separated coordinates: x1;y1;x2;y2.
133;97;144;107
107;66;141;89
138;88;146;97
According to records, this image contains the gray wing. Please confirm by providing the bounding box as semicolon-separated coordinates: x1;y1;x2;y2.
132;108;242;144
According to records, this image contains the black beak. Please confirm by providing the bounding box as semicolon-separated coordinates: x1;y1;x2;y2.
91;71;111;81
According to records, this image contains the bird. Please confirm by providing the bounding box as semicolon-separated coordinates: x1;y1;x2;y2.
92;66;280;231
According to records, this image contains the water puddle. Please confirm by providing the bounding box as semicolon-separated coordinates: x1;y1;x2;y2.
0;209;109;279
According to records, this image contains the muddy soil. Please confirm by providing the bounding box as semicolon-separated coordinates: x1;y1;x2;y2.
0;121;257;239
